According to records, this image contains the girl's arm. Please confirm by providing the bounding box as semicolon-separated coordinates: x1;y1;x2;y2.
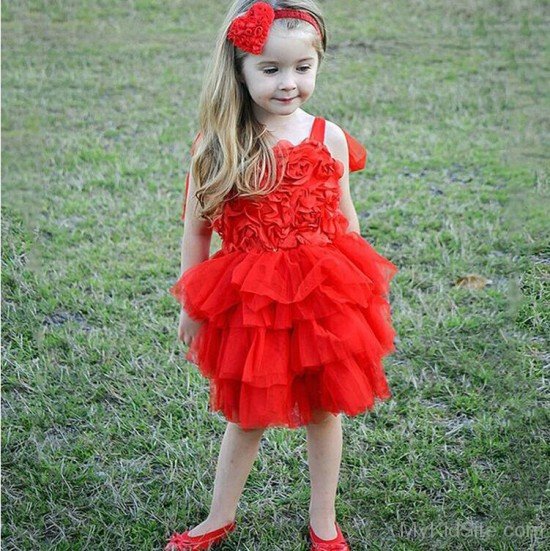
178;167;213;277
325;122;361;234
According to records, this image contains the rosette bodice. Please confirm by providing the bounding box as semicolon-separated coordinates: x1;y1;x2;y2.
212;126;351;253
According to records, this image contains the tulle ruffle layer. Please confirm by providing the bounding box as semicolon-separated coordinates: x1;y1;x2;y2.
169;231;398;429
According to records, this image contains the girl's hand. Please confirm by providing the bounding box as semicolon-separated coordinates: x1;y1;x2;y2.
178;309;203;346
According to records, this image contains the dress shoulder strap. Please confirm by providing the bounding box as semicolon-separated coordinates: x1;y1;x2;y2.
310;116;326;143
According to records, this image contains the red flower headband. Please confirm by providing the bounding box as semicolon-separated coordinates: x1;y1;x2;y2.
227;2;322;55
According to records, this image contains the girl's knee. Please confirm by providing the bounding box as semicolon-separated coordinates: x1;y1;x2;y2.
308;411;340;426
231;422;265;436
243;426;266;435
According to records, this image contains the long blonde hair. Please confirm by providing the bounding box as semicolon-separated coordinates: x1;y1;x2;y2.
189;0;327;224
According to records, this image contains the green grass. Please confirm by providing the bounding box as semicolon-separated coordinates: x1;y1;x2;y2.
2;0;548;549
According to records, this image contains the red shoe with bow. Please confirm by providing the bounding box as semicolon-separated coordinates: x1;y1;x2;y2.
309;521;350;551
164;520;236;551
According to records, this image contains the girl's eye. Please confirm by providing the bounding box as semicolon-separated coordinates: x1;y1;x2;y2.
262;66;311;75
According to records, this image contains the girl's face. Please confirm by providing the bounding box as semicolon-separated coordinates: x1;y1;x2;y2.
239;28;319;123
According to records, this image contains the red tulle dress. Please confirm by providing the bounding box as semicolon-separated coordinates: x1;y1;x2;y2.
169;117;398;430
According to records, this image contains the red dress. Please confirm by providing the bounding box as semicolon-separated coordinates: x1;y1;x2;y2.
169;117;398;430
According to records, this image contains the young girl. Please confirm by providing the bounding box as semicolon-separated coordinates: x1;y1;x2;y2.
166;1;398;550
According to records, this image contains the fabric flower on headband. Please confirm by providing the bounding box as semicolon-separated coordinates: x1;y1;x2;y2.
227;2;274;55
227;1;321;55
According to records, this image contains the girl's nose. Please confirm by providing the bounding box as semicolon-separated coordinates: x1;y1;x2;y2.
278;73;297;91
279;81;297;91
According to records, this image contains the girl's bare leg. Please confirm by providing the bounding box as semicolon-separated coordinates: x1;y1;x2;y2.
188;422;265;536
306;412;343;540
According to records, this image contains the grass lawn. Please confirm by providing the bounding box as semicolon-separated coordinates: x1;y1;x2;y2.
2;1;548;549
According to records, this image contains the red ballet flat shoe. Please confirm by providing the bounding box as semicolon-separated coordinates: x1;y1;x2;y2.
309;521;350;551
165;520;236;551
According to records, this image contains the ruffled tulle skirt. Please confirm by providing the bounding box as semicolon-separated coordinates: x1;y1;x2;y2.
169;231;398;430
